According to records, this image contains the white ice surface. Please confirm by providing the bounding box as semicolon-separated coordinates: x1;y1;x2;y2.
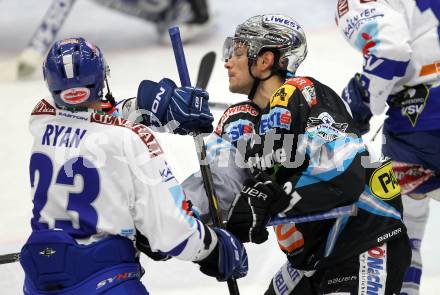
0;0;438;294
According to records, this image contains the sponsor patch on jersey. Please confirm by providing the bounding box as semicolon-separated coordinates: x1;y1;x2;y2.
306;112;348;141
275;224;304;253
60;87;90;105
363;54;408;79
285;77;317;107
259;107;292;135
224;119;255;142
358;244;387;295
31;99;56;116
354;21;381;55
391;161;434;195
91;113;163;157
159;162;175;182
273;262;304;294
270;84;295;108
337;0;350;18
343;8;384;39
263;14;303;31
360;0;377;3
369;160;400;200
215;103;259;135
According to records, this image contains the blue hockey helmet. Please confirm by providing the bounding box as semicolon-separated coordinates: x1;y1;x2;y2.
43;37;106;107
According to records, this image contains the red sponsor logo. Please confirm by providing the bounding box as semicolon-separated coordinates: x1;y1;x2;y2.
31;99;56;116
360;0;376;3
368;246;385;258
392;161;434;195
361;33;377;55
286;77;317;106
337;0;349;18
287;77;312;88
91;113;163;157
215;103;259;135
60;88;90;105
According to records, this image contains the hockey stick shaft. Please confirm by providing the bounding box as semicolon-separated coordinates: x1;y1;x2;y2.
268;204;357;226
168;26;240;295
0;205;357;265
0;252;20;265
27;0;77;54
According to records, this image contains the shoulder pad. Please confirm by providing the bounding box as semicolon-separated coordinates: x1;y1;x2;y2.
215;100;260;136
285;77;317;107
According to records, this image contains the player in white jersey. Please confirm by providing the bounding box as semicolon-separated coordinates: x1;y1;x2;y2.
19;37;248;294
336;1;440;294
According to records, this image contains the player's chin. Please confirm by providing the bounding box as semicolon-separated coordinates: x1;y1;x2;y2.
229;82;243;94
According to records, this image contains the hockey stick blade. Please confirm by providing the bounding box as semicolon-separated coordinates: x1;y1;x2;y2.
0;252;20;265
195;52;230;110
196;51;216;89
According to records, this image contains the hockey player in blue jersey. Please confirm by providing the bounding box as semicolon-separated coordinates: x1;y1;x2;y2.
336;1;440;294
19;37;247;294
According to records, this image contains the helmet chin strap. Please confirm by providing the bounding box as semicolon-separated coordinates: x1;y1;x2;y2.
247;59;275;100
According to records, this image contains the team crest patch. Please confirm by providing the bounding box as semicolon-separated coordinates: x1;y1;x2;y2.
398;84;430;127
369;160;400;200
270;84;295;108
306;112;348;141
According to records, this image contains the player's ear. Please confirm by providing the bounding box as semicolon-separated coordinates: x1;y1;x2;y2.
259;51;275;71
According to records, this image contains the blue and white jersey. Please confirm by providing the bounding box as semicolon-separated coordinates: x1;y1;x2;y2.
336;0;440;133
28;97;216;261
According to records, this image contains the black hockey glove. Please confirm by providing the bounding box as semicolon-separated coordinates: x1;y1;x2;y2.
226;172;292;244
136;229;171;261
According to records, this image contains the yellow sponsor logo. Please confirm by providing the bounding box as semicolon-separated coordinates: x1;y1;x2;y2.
270;84;296;108
369;161;400;200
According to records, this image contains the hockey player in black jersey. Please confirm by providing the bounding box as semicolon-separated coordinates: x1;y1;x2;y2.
220;14;411;295
130;13;411;295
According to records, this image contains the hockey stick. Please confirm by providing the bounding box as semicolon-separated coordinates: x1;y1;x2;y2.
0;204;357;265
169;27;240;295
196;51;216;89
370;123;384;142
268;204;357;226
194;51;229;110
17;0;77;78
0;252;20;265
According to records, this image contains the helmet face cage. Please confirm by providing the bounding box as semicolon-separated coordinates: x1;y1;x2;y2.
43;37;106;107
224;14;308;75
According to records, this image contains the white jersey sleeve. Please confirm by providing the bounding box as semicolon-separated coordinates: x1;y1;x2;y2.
181;133;251;223
336;0;440;115
28;97;215;262
126;132;216;261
